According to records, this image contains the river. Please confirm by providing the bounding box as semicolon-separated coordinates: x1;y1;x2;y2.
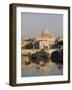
21;56;63;77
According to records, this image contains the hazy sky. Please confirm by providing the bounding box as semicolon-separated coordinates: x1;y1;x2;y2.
21;12;63;40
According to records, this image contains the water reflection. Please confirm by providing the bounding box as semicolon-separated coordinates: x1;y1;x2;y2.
21;56;63;77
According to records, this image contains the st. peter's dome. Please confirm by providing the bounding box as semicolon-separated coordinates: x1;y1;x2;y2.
41;26;52;38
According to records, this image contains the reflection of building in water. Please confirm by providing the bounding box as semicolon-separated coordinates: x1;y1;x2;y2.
21;26;62;49
35;26;55;49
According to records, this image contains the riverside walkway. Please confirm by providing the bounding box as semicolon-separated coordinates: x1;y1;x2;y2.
22;49;58;56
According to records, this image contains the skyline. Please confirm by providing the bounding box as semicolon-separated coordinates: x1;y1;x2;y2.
21;12;63;40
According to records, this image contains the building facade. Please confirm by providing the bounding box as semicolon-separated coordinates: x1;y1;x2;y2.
21;27;56;49
35;27;55;49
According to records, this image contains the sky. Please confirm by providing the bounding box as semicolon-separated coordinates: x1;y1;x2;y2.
21;12;63;40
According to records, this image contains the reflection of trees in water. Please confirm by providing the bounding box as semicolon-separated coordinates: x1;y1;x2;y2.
31;49;49;66
22;49;63;70
22;38;63;66
21;39;63;77
22;56;63;71
21;58;63;77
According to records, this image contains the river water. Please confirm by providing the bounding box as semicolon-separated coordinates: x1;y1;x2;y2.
21;56;63;77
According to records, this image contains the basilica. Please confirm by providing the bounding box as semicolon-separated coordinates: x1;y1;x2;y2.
35;27;55;49
22;27;56;49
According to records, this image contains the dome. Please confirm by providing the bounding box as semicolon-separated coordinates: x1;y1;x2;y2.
41;26;52;38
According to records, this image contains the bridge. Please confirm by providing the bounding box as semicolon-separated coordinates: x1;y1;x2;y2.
22;49;58;56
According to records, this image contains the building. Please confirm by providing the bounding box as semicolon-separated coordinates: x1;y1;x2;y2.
35;27;56;49
21;40;31;48
21;26;56;49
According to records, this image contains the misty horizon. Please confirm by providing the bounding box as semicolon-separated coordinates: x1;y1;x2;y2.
21;12;63;40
